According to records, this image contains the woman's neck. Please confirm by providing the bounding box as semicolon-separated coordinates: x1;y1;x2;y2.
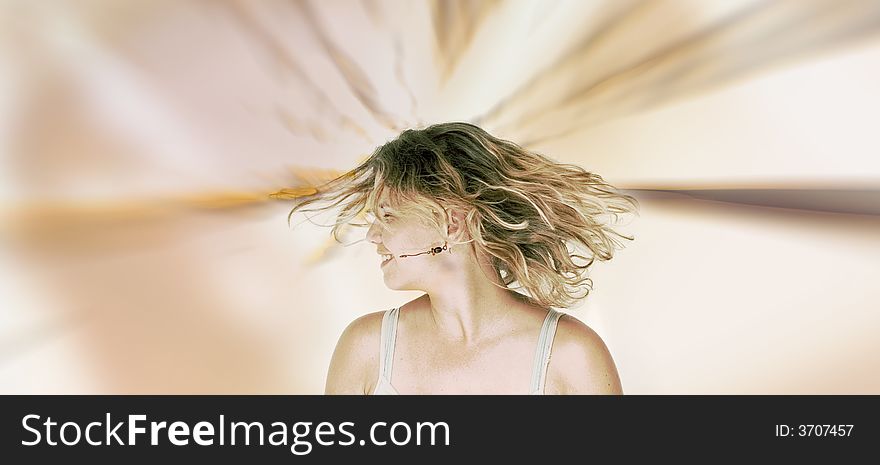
420;251;531;346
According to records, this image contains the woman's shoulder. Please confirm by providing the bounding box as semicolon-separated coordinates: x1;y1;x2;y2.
339;295;424;344
335;308;389;354
552;313;604;354
546;313;624;395
324;308;390;395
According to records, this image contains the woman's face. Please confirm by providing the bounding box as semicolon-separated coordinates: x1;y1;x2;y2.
365;197;450;291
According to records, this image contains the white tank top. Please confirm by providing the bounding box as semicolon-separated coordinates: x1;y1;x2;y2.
372;306;564;395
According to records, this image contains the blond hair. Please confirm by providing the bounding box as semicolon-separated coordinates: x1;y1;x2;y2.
283;122;640;309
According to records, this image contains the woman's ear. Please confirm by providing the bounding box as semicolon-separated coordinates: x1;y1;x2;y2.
445;208;469;243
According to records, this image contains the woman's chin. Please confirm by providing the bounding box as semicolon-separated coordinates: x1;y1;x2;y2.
382;276;418;292
381;274;399;289
383;280;407;291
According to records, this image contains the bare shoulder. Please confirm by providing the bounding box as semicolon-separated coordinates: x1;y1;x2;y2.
547;314;623;395
324;310;386;395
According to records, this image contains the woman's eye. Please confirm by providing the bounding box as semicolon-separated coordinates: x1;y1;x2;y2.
364;211;391;223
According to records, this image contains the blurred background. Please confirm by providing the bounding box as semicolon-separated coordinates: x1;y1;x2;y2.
1;0;878;394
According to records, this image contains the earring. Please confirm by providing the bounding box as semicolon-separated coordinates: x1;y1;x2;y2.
430;241;449;255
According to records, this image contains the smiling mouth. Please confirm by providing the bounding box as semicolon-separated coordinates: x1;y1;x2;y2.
381;254;393;266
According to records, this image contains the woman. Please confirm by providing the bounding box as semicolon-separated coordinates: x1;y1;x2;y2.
286;122;639;394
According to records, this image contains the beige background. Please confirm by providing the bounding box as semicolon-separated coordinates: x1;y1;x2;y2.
1;0;878;394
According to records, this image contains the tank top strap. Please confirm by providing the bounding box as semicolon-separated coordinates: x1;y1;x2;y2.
377;307;401;381
529;309;564;394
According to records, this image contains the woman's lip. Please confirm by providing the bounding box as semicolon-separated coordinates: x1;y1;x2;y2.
381;256;393;267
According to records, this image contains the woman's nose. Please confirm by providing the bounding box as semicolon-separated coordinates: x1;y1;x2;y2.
366;220;381;244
